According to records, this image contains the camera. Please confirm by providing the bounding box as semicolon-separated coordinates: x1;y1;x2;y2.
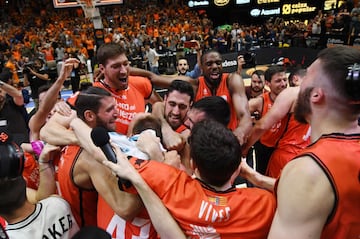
242;52;256;68
23;61;34;68
22;62;34;74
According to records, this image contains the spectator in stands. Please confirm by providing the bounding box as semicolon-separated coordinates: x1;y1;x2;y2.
23;58;50;110
68;51;81;93
144;42;160;75
351;2;360;36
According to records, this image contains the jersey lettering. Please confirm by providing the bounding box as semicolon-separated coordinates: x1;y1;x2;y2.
188;224;220;239
117;103;137;125
106;214;151;239
198;200;230;223
42;214;74;239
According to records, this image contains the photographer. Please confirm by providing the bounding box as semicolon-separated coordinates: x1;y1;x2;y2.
0;72;29;146
23;58;50;110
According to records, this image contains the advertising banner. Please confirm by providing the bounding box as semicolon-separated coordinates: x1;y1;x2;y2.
187;0;319;21
53;0;123;8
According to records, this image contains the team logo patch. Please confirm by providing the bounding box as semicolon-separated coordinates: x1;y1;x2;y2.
207;196;227;206
130;157;149;169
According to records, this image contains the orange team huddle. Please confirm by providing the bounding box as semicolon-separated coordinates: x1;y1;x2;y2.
0;42;359;239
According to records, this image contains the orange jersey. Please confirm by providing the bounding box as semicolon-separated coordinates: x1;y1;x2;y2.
195;74;238;130
93;76;152;135
5;61;19;84
43;48;54;61
259;92;288;147
266;114;310;178
175;124;188;133
57;145;98;227
23;152;40;190
129;158;276;238
289;133;360;238
85;39;94;50
97;196;157;239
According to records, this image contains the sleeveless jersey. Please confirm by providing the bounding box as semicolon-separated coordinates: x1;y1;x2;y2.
195;74;238;130
57;145;98;227
5;196;79;238
259;92;288;147
97;195;157;239
266;114;310;178
175;124;188;133
129;158;276;238
93;76;152;135
290;133;360;239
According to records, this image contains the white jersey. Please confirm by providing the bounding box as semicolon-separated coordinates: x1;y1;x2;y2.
5;196;79;239
109;130;165;160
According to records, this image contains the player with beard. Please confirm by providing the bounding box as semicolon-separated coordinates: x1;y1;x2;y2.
177;57;201;79
268;45;360;239
150;80;194;151
133;49;252;146
93;43;160;135
240;46;360;238
245;65;289;174
177;41;202;79
243;84;311;178
245;70;267;100
40;87;144;230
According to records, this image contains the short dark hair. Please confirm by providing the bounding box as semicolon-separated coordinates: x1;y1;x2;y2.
75;87;112;121
177;57;188;65
251;69;265;78
0;176;27;215
96;43;127;66
167;80;194;103
317;46;360;114
188;120;241;187
200;49;221;65
0;68;12;83
192;96;230;126
264;65;285;82
288;68;306;87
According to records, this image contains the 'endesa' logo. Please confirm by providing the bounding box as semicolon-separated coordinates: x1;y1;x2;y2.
188;0;209;7
214;0;230;6
222;60;237;67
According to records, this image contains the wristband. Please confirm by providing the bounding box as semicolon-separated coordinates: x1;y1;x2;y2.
38;159;52;164
39;165;53;172
31;140;45;157
0;81;4;87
